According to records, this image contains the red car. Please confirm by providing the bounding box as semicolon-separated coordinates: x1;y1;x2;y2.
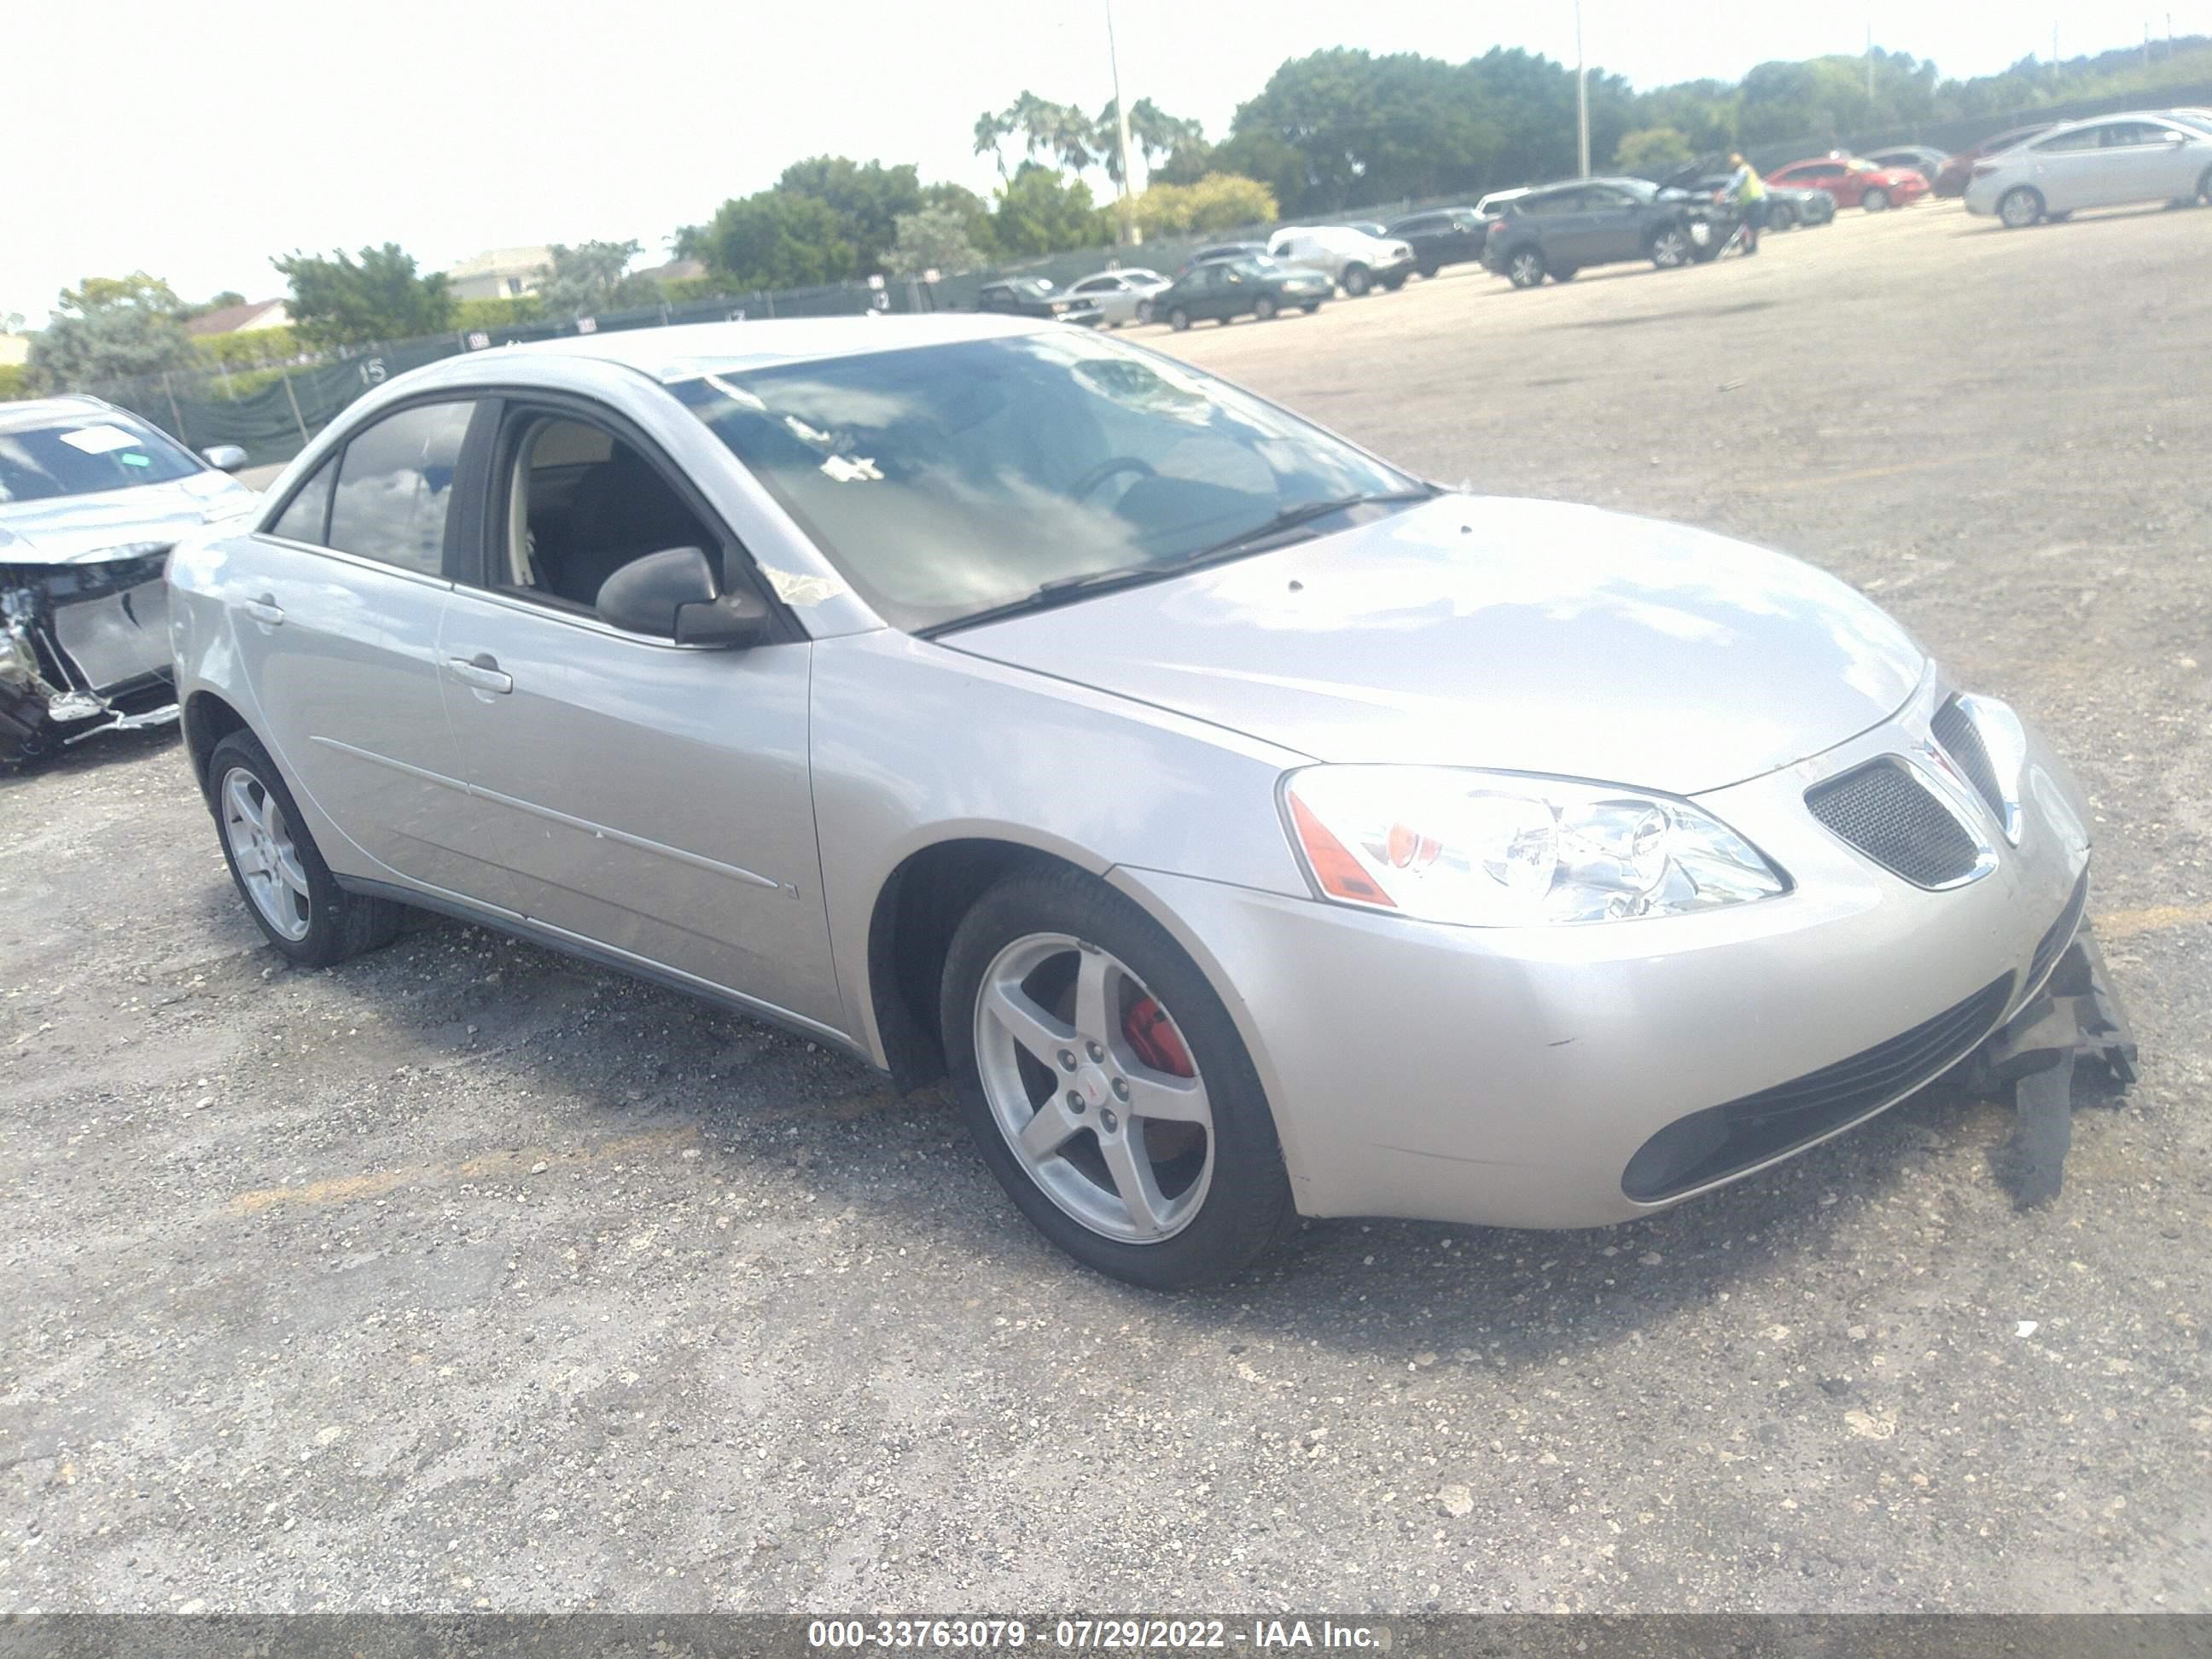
1765;154;1930;212
1930;125;2058;197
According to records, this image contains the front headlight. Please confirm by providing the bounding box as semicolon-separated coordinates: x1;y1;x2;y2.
1282;765;1789;926
1953;693;2027;844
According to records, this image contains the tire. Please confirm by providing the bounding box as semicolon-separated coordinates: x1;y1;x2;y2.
1417;260;1440;280
1768;201;1796;231
1341;263;1372;297
1649;226;1691;269
2198;165;2212;204
1301;303;1321;313
1380;271;1407;291
1253;294;1278;321
1505;248;1545;288
2046;210;2073;223
1862;187;1890;212
1136;300;1154;325
1167;306;1191;331
207;730;403;969
939;866;1297;1290
1998;187;2043;230
1548;263;1579;282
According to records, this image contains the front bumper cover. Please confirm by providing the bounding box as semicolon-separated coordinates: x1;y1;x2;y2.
1;548;178;765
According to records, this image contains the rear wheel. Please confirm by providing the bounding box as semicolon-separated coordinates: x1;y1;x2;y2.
1998;187;2043;229
940;867;1296;1289
1341;263;1372;296
2199;165;2212;204
1862;187;1891;212
1768;201;1797;231
1253;294;1278;321
1506;249;1545;288
1136;299;1155;325
208;730;403;968
1649;226;1691;269
1167;306;1191;331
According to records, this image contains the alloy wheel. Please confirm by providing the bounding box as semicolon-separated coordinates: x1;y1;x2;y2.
1999;188;2041;229
1652;229;1690;268
221;765;311;941
971;932;1214;1244
1509;251;1545;288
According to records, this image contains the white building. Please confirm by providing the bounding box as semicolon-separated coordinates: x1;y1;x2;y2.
445;247;554;302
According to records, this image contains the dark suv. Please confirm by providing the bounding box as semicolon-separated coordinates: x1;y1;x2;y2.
1384;207;1489;277
1480;178;1719;288
974;278;1104;326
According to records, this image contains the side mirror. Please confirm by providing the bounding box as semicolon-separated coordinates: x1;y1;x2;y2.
597;546;771;648
2165;129;2190;143
202;444;248;473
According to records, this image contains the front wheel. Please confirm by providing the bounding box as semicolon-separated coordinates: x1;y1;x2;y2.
1167;306;1191;331
1862;187;1890;212
1253;294;1278;321
1768;201;1796;231
1650;226;1691;269
1998;187;2043;229
1341;263;1372;297
1505;249;1545;288
940;868;1296;1289
208;730;403;968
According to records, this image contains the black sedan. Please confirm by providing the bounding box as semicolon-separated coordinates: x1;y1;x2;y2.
1481;177;1720;288
1151;256;1332;329
1385;207;1489;277
974;278;1104;326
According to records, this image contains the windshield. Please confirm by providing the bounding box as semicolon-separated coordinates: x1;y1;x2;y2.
1614;178;1659;202
0;411;202;504
673;332;1417;632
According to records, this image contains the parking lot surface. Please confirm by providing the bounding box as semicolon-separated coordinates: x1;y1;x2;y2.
4;201;2209;1615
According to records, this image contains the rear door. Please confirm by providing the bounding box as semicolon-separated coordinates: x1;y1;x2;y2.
2023;125;2108;211
225;398;513;902
1514;188;1589;261
434;396;843;1031
1576;184;1648;261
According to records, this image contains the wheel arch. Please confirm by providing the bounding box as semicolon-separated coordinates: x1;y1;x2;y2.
183;690;253;807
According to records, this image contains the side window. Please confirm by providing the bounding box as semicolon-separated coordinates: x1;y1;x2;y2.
266;457;335;545
2034;128;2103;154
1522;190;1580;215
497;414;717;612
1583;187;1634;209
326;400;476;576
2101;123;2160;147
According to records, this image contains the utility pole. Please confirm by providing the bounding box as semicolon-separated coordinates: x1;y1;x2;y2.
1106;0;1141;246
1575;0;1590;178
1866;24;1874;105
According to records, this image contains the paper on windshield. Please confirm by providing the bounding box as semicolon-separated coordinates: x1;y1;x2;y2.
57;424;147;456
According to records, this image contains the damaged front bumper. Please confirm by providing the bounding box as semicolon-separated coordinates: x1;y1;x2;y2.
1963;928;2140;1205
1;545;179;766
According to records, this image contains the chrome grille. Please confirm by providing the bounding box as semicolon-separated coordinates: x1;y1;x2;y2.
1931;697;2004;822
1806;760;1983;888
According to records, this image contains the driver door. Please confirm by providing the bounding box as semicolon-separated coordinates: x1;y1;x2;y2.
434;397;842;1032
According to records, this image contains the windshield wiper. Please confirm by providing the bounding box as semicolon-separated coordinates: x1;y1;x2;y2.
922;485;1441;637
1183;486;1439;562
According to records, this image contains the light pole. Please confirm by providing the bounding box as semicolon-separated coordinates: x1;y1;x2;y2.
1106;0;1141;246
1575;0;1590;178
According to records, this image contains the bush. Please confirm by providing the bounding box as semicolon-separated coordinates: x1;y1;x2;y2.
1614;126;1696;174
193;327;296;370
0;362;28;402
1133;173;1278;237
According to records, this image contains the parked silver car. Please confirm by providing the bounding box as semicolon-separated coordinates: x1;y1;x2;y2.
1965;110;2212;225
172;317;2099;1288
3;396;255;765
1063;267;1172;327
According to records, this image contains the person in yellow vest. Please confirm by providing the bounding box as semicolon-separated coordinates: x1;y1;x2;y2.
1717;153;1768;255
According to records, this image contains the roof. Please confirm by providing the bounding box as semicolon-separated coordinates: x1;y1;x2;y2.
455;314;1047;382
0;394;120;433
183;300;289;338
445;246;554;280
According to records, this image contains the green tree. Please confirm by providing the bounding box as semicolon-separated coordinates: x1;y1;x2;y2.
1613;126;1694;174
23;273;196;392
919;182;998;259
536;240;662;318
273;244;452;352
698;192;858;289
887;204;986;276
992;163;1111;257
1133;173;1278;236
974;92;1099;178
774;157;924;274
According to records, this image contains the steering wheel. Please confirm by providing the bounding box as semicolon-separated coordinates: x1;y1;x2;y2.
1072;457;1156;503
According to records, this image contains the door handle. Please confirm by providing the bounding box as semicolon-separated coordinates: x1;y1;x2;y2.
243;595;284;626
447;653;513;695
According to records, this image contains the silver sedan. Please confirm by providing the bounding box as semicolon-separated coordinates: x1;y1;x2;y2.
170;317;2098;1288
1965;109;2212;224
1062;267;1171;327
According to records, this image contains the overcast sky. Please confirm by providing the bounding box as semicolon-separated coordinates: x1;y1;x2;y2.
8;0;2205;324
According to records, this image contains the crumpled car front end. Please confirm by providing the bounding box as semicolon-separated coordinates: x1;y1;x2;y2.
0;544;180;766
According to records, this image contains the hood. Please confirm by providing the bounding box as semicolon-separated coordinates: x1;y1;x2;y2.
0;471;258;566
949;495;1928;797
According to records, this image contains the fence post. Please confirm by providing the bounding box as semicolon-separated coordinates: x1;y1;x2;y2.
279;368;311;450
160;372;189;448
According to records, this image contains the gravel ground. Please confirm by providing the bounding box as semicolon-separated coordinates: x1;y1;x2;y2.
3;198;2209;1617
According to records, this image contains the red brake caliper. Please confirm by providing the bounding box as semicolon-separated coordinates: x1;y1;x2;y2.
1122;996;1195;1077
